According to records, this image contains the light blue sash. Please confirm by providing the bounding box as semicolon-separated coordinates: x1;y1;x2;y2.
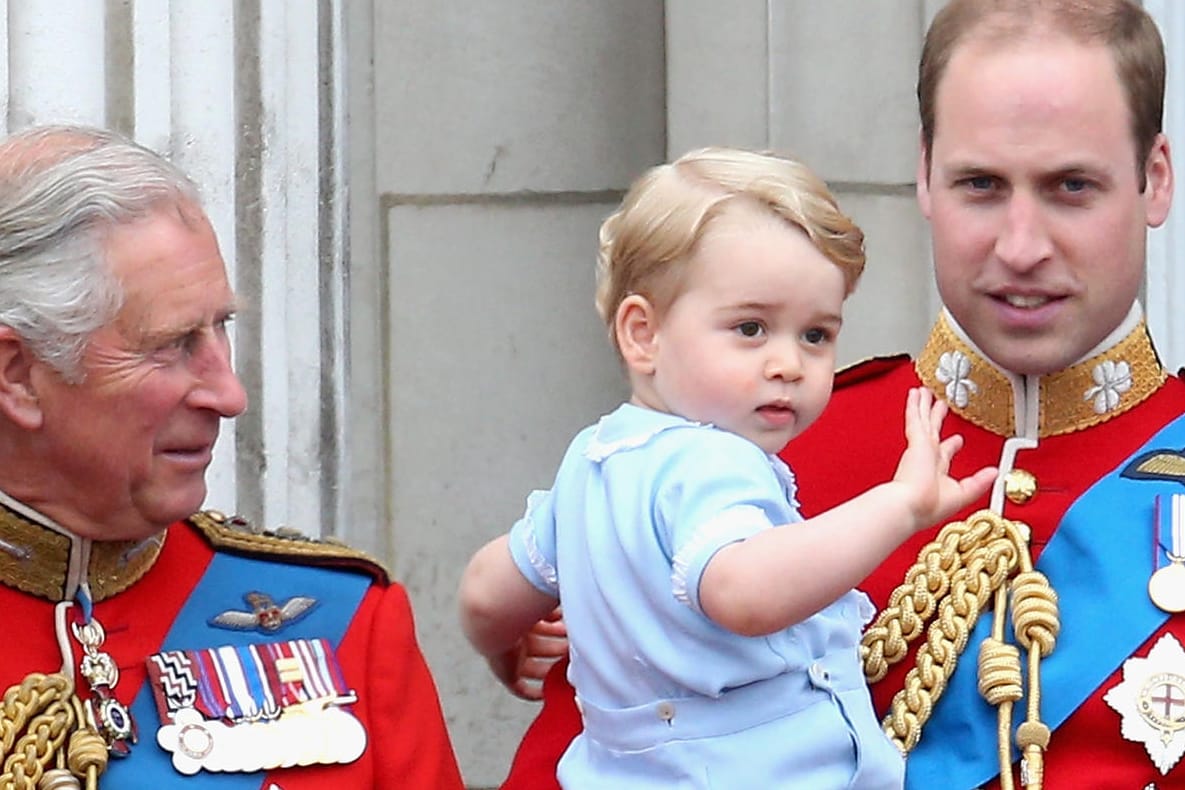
105;550;370;788
904;413;1185;788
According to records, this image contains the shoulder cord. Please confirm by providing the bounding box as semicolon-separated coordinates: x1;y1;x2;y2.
0;672;107;789
860;509;1060;790
0;599;110;789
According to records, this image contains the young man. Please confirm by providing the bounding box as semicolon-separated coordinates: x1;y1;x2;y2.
499;1;1184;787
0;125;463;788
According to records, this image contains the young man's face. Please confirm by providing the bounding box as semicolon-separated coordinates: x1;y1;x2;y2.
638;208;845;454
918;33;1173;375
28;204;248;540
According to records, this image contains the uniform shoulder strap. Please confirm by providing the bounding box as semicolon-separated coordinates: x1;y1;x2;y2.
187;510;390;585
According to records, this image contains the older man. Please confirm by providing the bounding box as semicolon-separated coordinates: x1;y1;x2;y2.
0;125;462;789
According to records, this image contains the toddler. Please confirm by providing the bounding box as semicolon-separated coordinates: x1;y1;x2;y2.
460;147;996;788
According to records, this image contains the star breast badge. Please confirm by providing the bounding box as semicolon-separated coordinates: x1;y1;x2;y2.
1105;632;1185;774
209;591;318;633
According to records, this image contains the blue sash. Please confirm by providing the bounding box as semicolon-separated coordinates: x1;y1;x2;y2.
105;550;370;788
904;413;1185;788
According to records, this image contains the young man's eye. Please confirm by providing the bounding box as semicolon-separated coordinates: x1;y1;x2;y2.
963;175;996;192
735;321;764;338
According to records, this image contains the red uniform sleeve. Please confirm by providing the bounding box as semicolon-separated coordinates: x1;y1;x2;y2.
352;582;465;789
500;657;579;789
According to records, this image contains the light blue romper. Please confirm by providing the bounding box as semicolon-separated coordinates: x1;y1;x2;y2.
508;403;905;789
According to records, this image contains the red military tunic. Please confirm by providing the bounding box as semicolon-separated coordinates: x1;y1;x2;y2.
0;506;463;789
503;310;1185;789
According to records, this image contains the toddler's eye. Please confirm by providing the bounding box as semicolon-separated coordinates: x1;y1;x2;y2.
803;328;830;345
736;321;764;338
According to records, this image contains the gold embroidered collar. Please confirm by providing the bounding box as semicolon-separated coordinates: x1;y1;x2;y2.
916;307;1167;438
0;497;165;603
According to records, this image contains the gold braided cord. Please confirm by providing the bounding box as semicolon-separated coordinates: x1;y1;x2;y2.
0;673;107;790
882;523;1020;750
66;718;107;790
1007;570;1058;790
862;511;1013;686
859;510;1060;789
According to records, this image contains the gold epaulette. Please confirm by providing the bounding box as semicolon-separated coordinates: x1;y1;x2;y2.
188;510;390;585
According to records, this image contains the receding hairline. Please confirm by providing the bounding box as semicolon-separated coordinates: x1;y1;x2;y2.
919;0;1165;181
0;126;121;179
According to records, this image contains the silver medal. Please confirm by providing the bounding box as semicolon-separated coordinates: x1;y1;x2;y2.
1150;495;1185;613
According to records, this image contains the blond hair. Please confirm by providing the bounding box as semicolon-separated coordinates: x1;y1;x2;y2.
595;147;865;352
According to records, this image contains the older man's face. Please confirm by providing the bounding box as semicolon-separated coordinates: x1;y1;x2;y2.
31;203;247;539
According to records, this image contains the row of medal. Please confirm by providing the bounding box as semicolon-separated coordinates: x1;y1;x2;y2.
146;637;366;775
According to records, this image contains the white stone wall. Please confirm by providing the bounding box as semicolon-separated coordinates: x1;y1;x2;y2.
367;3;662;783
1145;0;1185;374
666;0;939;368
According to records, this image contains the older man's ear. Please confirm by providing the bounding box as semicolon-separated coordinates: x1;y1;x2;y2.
0;327;43;430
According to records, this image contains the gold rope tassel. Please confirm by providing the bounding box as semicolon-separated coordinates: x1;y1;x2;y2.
0;672;108;790
860;510;1060;789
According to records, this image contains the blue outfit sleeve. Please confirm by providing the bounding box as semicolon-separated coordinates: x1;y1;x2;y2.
658;430;800;616
508;488;561;597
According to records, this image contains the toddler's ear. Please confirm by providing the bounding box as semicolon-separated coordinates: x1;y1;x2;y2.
615;295;658;375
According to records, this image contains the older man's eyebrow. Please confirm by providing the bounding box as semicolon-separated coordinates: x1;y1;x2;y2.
133;302;241;349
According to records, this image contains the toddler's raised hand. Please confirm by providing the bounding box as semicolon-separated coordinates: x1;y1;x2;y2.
892;387;996;531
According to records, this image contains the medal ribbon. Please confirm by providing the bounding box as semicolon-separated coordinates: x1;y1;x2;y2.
153;639;338;723
265;641;306;706
214;646;257;720
1155;494;1185;571
296;639;330;699
243;644;281;719
146;650;198;712
296;637;350;699
108;550;370;788
903;412;1185;788
194;648;231;720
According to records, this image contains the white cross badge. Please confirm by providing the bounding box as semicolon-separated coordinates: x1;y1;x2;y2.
1105;632;1185;774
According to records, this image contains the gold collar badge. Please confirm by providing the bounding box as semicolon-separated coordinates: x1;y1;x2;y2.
0;504;164;602
916;313;1166;438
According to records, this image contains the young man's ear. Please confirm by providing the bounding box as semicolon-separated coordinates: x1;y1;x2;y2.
0;327;44;429
1144;132;1174;228
615;294;658;376
916;130;934;220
